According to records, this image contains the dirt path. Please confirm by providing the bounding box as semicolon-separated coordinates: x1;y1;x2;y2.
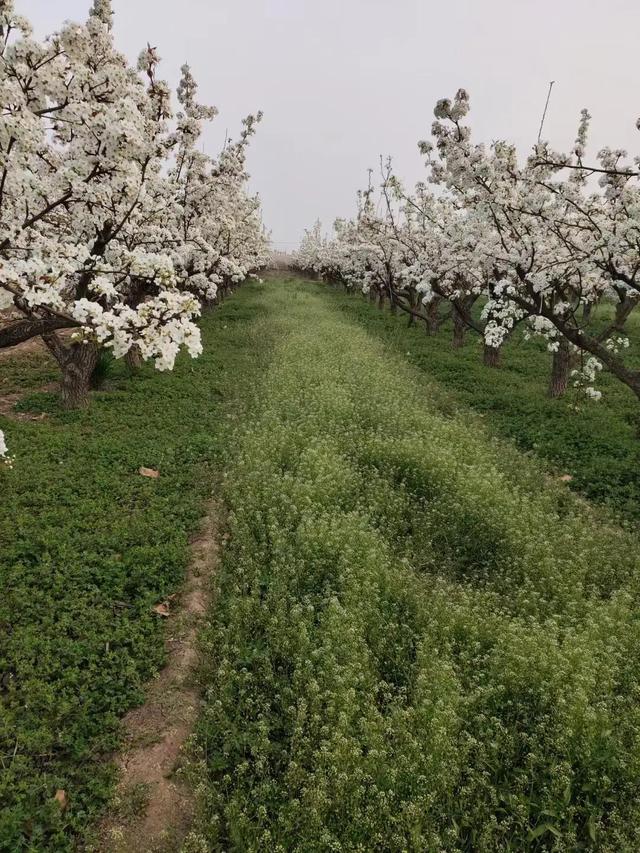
93;502;222;852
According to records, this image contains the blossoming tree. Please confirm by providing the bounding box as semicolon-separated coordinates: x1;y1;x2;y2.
429;89;640;399
0;0;267;407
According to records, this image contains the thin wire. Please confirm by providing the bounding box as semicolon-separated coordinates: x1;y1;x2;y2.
537;80;555;143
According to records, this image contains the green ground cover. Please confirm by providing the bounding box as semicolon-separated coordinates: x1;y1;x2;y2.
318;282;640;525
191;279;640;852
0;284;278;851
3;276;640;851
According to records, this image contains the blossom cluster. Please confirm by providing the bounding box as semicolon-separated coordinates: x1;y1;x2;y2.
0;428;13;467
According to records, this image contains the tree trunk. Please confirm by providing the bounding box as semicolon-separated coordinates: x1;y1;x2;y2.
378;291;385;311
424;298;441;336
452;311;466;348
598;295;637;341
125;345;143;371
407;291;417;327
43;334;99;409
61;344;99;408
388;290;397;315
545;313;640;403
548;338;572;398
483;344;501;368
581;302;592;323
614;295;636;331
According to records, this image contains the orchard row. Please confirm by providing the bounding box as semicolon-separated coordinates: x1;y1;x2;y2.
298;90;640;403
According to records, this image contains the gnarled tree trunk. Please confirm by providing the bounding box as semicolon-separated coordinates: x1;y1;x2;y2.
548;337;572;398
407;290;417;327
483;344;501;368
125;345;143;372
424;297;442;336
598;294;637;342
614;295;636;332
43;333;99;409
452;311;466;348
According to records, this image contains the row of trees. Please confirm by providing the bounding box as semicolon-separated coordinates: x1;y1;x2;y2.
297;90;640;403
0;0;269;410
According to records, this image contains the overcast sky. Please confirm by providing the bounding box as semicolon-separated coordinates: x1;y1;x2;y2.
23;0;640;250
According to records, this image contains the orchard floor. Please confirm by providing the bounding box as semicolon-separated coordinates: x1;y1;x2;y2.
2;276;640;851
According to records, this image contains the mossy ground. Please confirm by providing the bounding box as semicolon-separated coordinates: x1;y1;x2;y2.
0;284;279;850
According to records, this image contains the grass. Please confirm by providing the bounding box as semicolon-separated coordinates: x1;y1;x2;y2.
0;349;59;396
0;284;279;851
189;279;640;851
3;276;640;850
316;283;640;525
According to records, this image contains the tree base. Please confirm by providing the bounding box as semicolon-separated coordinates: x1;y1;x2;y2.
125;345;144;372
43;334;99;409
548;340;571;398
483;345;501;368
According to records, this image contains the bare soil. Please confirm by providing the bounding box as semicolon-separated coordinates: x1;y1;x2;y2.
0;383;58;421
93;503;222;853
0;332;61;417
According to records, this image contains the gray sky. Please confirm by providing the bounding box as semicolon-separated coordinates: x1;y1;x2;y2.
23;0;640;249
